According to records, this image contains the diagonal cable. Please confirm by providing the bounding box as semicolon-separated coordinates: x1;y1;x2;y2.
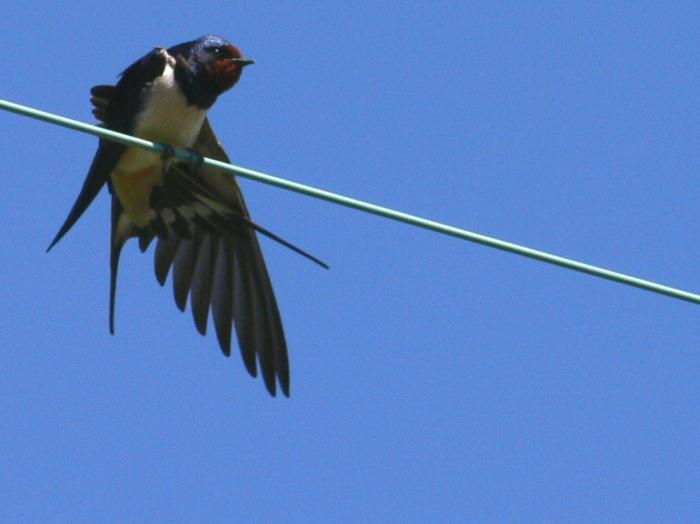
2;97;699;305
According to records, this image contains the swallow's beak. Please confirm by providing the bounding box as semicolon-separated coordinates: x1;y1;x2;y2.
231;58;255;67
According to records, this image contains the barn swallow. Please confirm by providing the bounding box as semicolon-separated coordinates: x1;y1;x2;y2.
47;35;326;397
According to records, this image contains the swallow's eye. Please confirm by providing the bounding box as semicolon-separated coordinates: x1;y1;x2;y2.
211;47;223;57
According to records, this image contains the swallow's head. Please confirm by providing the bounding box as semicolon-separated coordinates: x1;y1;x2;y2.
186;35;254;94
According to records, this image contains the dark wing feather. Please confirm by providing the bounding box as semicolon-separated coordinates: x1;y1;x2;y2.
48;48;169;252
47;140;125;251
231;244;257;376
172;228;202;312
150;120;291;396
210;237;235;357
154;236;181;286
190;234;217;335
90;85;115;122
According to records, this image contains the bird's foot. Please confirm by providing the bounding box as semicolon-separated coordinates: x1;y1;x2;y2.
186;148;204;168
158;143;176;160
158;143;176;178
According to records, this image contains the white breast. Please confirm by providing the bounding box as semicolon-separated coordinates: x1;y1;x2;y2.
131;61;207;148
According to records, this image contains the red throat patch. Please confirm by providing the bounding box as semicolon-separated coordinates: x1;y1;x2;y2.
209;59;240;91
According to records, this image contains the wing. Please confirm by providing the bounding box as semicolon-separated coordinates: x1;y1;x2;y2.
148;120;292;396
47;48;169;251
105;120;288;396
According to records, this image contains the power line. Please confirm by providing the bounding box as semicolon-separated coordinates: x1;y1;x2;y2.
2;97;699;305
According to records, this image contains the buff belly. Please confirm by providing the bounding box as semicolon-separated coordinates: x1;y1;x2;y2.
111;148;163;227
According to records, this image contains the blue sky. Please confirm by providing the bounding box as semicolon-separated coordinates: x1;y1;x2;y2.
2;2;700;522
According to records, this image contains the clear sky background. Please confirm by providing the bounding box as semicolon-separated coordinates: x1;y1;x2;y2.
2;2;699;522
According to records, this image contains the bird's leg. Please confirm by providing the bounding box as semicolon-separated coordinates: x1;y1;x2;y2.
186;148;204;176
158;143;176;160
158;143;176;178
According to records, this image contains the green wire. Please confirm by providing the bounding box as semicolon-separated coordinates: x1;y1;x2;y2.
2;97;699;305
